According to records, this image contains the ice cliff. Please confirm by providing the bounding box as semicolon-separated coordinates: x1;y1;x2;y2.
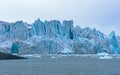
0;19;120;54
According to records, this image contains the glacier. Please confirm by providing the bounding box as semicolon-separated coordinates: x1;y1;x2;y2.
0;19;120;54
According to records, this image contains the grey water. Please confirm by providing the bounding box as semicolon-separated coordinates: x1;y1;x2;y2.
0;55;120;75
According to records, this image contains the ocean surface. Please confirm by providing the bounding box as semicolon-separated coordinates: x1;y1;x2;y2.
0;54;120;75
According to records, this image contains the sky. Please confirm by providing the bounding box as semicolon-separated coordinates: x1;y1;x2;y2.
0;0;120;35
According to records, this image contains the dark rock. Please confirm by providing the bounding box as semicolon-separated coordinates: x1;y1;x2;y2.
0;52;26;60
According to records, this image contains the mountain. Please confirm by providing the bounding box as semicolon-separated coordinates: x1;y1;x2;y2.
0;19;120;54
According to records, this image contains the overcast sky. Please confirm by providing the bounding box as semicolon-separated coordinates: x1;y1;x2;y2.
0;0;120;35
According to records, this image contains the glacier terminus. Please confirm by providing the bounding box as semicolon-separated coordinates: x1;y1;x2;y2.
0;19;120;55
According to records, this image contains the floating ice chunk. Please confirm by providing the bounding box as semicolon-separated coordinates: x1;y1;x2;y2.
12;53;18;55
99;55;113;59
51;56;58;58
21;54;34;57
21;54;41;58
115;55;120;59
116;56;120;59
79;54;92;57
51;55;62;58
97;52;109;56
33;54;41;58
97;52;113;59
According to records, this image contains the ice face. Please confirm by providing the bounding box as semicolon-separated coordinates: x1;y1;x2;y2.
18;36;64;54
11;42;19;53
0;19;120;54
62;20;74;39
10;21;29;40
44;20;61;38
0;21;10;41
32;18;45;36
108;31;120;53
72;38;95;54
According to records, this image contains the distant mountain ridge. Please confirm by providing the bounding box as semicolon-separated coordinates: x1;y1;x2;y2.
0;19;120;54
